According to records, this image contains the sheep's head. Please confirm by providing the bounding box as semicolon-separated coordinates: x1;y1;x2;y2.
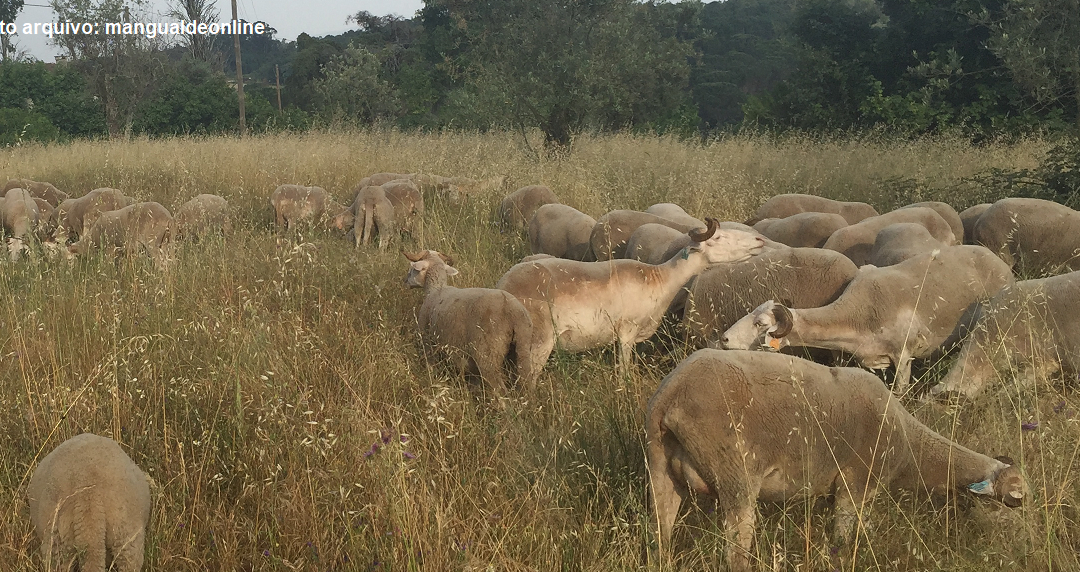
719;300;793;350
403;250;457;288
325;201;353;231
967;456;1025;508
687;218;765;265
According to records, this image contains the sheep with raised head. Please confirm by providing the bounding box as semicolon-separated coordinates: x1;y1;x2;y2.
648;349;1025;572
527;203;596;261
269;184;348;233
931;270;1080;398
866;222;950;267
822;206;958;266
27;433;151;572
745;193;878;225
959;203;991;245
2;178;69;207
972;197;1080;276
68;202;173;263
499;185;560;231
752;212;849;248
721;245;1014;392
405;250;538;399
53;187;133;243
173;194;231;241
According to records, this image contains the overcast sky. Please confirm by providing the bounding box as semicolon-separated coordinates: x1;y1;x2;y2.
11;0;425;62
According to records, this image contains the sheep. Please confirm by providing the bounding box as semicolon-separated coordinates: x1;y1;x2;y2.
866;222;950;267
527;203;597;261
683;246;858;346
745;193;878;225
349;186;396;249
445;174;507;203
720;245;1015;393
1;188;40;261
27;433;151;572
172;194;231;241
2;178;69;207
33;197;56;242
354;172;413;194
647;349;1025;572
381;179;424;237
590;210;697;261
972;197;1080;276
900;201;964;244
930;271;1080;398
644;203;704;228
53;187;133;243
625;223;689;265
499;185;560;231
68;201;173;263
752;212;848;248
497;218;765;375
405;250;538;399
822;206;958;266
269;184;348;233
959;203;991;245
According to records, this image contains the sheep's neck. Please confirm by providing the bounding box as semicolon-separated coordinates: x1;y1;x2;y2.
651;248;710;303
423;265;450;295
882;411;1001;491
783;307;865;352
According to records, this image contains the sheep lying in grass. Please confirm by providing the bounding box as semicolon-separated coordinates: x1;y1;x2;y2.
53;188;134;243
931;270;1080;398
722;245;1015;393
752;212;849;248
648;349;1025;572
1;188;40;261
822;206;957;266
270;184;348;233
972;197;1080;276
27;433;151;572
528;204;596;261
405;250;538;399
745;193;878;225
499;185;560;231
68;202;173;263
2;178;69;206
866;222;950;267
173;194;231;241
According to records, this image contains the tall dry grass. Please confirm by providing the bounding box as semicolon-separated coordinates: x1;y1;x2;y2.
0;129;1074;571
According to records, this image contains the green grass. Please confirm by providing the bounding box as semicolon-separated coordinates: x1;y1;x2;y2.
1;129;1076;571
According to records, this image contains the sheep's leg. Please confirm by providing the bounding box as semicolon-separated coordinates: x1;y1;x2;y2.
831;482;875;565
649;433;689;552
616;340;634;376
8;237;24;262
721;498;757;572
109;528;145;572
473;347;509;401
892;351;913;395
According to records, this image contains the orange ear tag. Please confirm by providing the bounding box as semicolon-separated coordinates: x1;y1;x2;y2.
767;337;781;350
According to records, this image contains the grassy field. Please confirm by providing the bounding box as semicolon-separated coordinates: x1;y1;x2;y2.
1;129;1077;571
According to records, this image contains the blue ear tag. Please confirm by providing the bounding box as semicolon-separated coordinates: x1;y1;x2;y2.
968;479;992;495
681;248;690;260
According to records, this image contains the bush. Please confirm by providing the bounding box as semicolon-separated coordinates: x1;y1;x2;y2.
0;108;61;146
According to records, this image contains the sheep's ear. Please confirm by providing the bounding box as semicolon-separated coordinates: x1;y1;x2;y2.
995;455;1015;466
770;304;794;338
445;266;460;277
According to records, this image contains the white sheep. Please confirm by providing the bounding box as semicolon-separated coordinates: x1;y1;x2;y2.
1;187;40;261
822;206;958;266
27;433;151;572
68;202;173;263
589;209;698;261
751;211;849;248
499;185;560;231
269;184;348;233
972;197;1080;276
648;349;1025;572
643;203;704;228
866;222;950;267
173;194;231;241
900;200;964;243
53;188;135;243
958;203;991;245
527;203;597;261
745;193;878;225
2;178;69;207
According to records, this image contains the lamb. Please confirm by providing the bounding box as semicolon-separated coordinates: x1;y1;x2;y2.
68;201;173;262
52;187;133;243
959;203;991;245
644;203;704;228
27;433;151;572
405;250;538;399
590;210;697;261
745;193;878;225
721;246;1015;393
752;212;848;248
499;185;560;231
822;206;958;266
172;194;231;241
269;184;348;233
900;201;964;244
527;203;597;261
866;222;950;267
497;218;765;375
1;188;40;261
930;271;1080;398
972;197;1080;276
683;246;858;346
348;185;396;249
2;178;69;206
647;349;1025;572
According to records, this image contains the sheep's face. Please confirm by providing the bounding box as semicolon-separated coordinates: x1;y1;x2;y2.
404;250;458;288
989;457;1026;508
719;300;791;350
694;229;766;265
329;210;354;231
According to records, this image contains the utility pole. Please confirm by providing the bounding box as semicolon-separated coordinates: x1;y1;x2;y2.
231;0;246;136
275;64;283;113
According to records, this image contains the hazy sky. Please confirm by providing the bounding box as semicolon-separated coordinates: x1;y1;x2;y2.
11;0;425;62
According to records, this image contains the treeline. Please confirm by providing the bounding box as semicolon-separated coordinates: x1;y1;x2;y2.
2;0;1079;148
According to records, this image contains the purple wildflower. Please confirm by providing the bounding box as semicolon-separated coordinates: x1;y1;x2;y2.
1021;421;1039;431
830;546;840;556
1055;401;1067;413
403;451;416;460
400;435;409;443
263;549;270;557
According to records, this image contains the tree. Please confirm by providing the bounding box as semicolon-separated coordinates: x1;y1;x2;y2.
169;0;220;66
312;42;400;123
0;0;24;63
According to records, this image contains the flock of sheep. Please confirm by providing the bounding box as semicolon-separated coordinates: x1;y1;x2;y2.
6;169;1080;570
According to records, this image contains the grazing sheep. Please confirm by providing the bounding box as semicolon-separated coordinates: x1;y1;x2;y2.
648;349;1025;572
497;219;765;375
900;201;964;244
644;203;705;228
499;185;560;231
405;250;538;398
745;194;878;225
349;186;396;249
959;203;991;245
33;197;56;242
683;246;858;346
972;197;1080;276
53;187;133;243
27;433;151;572
752;212;849;248
173;194;231;241
931;271;1080;398
721;245;1014;392
381;179;424;237
2;178;69;207
625;223;689;265
822;206;958;266
866;222;950;267
590;210;697;261
2;188;40;260
527;204;597;261
68;202;173;262
269;184;348;233
355;172;413;194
